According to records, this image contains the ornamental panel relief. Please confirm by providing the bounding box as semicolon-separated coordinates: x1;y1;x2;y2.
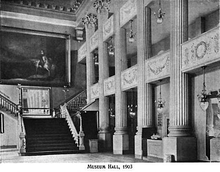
146;51;170;83
91;83;99;100
121;65;138;90
90;31;99;52
78;43;87;62
120;0;137;27
104;76;115;96
182;26;220;72
103;16;114;41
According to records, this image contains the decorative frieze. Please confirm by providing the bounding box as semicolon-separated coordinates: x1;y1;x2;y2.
120;0;137;27
78;43;87;63
182;26;220;72
91;83;99;100
146;51;170;83
103;15;114;41
90;31;99;52
104;76;115;96
121;65;138;91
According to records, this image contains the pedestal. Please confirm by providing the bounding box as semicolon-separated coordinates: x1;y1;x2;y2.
98;131;111;152
89;139;98;153
135;134;143;159
113;134;129;154
210;137;220;161
163;137;197;162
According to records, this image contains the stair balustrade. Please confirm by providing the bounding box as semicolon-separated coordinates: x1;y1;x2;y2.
0;93;18;115
60;103;85;149
56;90;87;150
65;90;87;112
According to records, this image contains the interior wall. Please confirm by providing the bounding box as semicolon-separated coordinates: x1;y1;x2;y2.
0;111;18;148
193;68;220;161
0;85;19;104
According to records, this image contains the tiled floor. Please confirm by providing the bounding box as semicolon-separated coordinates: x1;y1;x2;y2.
0;150;147;163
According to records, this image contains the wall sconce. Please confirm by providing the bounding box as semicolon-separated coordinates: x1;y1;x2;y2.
128;20;136;43
197;66;209;111
63;85;69;102
82;13;98;28
109;108;115;118
108;37;114;56
93;53;99;66
154;0;165;24
75;27;84;42
128;104;137;118
93;0;111;14
156;81;165;113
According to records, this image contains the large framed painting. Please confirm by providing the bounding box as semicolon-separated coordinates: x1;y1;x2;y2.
0;27;71;87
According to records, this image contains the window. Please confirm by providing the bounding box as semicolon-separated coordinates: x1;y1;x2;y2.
0;113;4;134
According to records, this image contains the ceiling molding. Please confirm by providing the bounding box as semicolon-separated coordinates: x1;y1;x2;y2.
1;0;84;15
0;11;77;27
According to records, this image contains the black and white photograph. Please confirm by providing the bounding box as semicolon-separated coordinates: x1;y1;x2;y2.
0;0;219;171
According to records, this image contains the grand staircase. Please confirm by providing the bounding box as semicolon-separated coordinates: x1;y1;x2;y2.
1;89;87;156
24;118;80;155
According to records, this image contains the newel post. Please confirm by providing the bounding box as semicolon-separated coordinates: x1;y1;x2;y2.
17;84;26;155
76;112;85;150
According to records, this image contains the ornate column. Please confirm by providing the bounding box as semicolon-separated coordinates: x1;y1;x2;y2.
135;0;154;159
97;11;111;151
113;6;129;155
85;25;95;103
163;0;197;162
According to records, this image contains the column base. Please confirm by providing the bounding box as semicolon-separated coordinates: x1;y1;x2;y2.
113;134;129;154
98;131;111;152
135;134;143;159
168;126;191;137
163;137;197;162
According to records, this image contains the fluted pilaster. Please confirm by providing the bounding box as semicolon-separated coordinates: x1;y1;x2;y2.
85;26;95;103
169;0;190;137
113;3;129;154
97;11;111;150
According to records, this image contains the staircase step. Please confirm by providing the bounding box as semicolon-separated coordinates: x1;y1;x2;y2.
24;149;83;156
24;118;80;155
27;143;77;150
26;136;74;142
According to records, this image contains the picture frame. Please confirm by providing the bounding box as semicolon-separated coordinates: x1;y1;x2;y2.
0;27;71;87
21;86;52;116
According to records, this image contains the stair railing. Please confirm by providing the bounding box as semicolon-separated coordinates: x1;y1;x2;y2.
66;90;87;112
0;93;18;115
0;91;26;155
60;103;81;148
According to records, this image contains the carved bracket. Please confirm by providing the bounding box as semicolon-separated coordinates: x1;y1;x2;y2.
121;65;138;91
146;51;170;83
104;76;115;96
